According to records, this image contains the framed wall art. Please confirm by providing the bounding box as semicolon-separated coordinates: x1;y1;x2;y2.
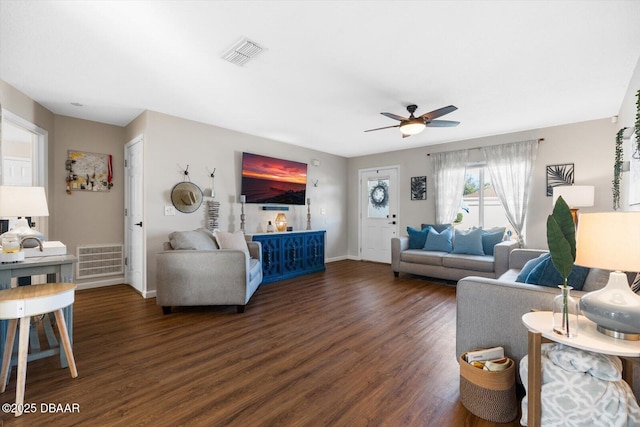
546;163;574;197
630;135;640;206
410;176;427;200
66;150;113;193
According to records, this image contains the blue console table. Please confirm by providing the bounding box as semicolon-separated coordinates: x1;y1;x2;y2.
249;230;325;284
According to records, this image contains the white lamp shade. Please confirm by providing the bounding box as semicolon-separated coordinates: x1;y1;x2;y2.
552;185;595;208
576;212;640;272
0;186;49;217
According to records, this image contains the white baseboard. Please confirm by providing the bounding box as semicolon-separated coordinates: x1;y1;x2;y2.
347;255;361;261
326;255;348;263
76;276;125;291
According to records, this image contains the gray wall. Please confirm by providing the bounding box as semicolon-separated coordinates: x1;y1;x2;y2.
347;117;619;254
125;110;348;294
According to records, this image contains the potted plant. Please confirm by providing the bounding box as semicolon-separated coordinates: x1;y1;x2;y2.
546;196;579;337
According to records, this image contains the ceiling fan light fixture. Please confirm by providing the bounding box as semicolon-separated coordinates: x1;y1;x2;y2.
399;120;425;135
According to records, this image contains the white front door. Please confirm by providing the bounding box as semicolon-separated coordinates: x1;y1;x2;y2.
360;167;399;263
124;136;145;295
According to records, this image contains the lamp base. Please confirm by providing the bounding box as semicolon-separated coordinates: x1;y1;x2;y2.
580;271;640;337
596;325;640;341
0;251;25;263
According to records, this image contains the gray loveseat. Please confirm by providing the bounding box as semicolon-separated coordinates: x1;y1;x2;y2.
391;235;518;282
455;248;635;381
156;229;263;314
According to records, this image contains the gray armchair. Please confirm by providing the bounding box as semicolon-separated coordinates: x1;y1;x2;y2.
156;229;263;313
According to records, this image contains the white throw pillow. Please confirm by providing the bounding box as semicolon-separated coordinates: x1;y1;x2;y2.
213;229;249;257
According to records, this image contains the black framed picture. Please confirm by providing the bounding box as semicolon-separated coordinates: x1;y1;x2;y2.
411;176;427;200
546;163;574;196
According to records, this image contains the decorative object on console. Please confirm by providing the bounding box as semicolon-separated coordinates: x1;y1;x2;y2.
576;212;640;340
266;221;274;233
552;185;594;224
410;176;427;200
240;195;246;233
0;186;49;263
170;181;203;213
275;213;287;232
546;163;574;197
306;198;311;230
546;196;578;337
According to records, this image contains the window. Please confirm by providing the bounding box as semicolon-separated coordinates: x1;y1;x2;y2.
457;165;514;237
0;109;48;235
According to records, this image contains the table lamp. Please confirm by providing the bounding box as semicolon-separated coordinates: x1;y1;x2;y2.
552;185;594;224
576;212;640;340
0;186;49;263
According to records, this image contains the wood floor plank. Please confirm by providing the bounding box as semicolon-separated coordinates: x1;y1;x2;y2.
0;260;521;426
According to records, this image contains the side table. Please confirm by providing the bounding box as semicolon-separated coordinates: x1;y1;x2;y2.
522;311;640;427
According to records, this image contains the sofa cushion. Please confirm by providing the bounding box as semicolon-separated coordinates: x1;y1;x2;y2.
249;258;261;282
421;223;452;233
423;227;453;252
169;228;219;250
213;229;249;257
452;228;484;256
442;253;495;273
400;250;446;266
516;253;549;283
407;226;430;249
525;255;590;291
482;227;506;256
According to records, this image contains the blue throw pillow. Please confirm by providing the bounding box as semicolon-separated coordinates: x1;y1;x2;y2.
452;228;484;256
481;228;505;255
407;226;430;249
525;256;590;291
421;223;452;233
516;253;550;282
423;227;453;252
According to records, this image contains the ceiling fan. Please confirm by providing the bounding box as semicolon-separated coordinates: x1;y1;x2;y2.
364;104;459;138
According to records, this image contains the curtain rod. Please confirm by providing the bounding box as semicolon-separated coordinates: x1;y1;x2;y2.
426;138;544;156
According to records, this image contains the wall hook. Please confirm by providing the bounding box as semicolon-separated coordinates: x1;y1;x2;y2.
313;179;319;187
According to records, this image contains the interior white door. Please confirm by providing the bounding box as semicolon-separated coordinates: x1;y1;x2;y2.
360;167;399;263
124;136;145;294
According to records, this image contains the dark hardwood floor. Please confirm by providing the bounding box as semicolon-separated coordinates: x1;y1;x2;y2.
0;260;522;426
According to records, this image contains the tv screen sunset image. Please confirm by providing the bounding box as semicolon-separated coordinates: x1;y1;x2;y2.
241;152;307;205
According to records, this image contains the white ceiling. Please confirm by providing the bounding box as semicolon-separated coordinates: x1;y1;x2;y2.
1;1;640;158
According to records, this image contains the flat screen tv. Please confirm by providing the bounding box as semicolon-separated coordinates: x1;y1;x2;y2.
241;152;307;205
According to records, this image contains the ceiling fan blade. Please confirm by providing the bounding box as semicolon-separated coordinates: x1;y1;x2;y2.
425;120;460;127
381;112;408;121
418;105;458;121
364;124;401;132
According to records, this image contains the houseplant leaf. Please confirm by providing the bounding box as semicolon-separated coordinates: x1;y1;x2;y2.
546;216;574;281
551;196;576;260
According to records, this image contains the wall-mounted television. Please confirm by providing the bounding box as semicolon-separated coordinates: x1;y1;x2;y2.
241;152;307;205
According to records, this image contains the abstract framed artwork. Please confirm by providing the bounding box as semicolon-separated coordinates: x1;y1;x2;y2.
546;163;574;197
410;176;427;200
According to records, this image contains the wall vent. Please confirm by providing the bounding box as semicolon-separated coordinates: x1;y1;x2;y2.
77;244;124;279
222;38;264;66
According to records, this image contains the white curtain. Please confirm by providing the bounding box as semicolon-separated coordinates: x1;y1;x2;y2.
482;140;538;247
433;150;469;224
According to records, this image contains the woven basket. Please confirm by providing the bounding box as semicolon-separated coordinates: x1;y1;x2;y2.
459;352;517;423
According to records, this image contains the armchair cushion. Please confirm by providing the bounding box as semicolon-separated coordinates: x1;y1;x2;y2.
213;229;249;257
169;228;218;250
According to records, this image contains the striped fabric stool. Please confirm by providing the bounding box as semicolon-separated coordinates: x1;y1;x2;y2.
0;283;78;417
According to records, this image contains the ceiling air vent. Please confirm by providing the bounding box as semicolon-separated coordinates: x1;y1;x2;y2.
222;38;264;66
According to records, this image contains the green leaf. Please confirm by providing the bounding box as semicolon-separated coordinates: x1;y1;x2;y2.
546;216;574;280
551;196;576;260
